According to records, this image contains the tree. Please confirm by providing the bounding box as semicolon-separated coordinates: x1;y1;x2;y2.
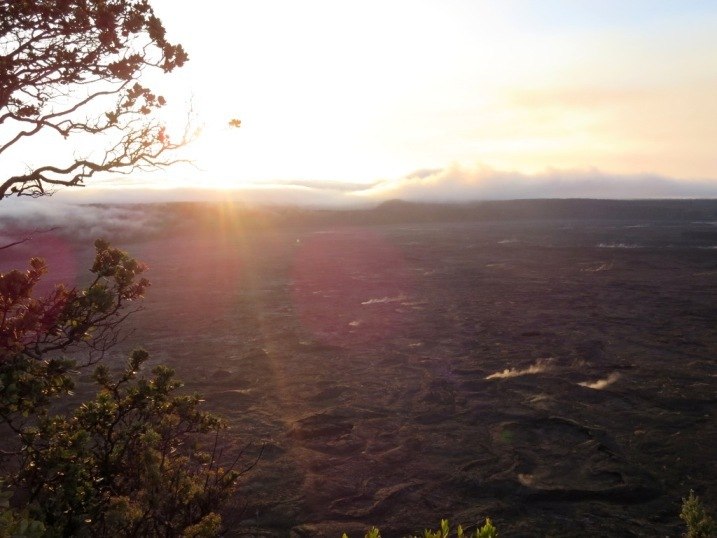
0;0;189;199
0;2;246;535
0;241;244;537
0;240;149;427
681;490;716;538
18;349;240;537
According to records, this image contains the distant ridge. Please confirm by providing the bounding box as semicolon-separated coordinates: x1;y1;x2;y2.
3;199;717;243
268;198;717;228
86;198;717;229
365;198;717;223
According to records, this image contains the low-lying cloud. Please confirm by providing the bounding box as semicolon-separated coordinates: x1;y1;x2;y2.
2;164;715;214
361;165;717;201
0;198;171;243
1;164;715;244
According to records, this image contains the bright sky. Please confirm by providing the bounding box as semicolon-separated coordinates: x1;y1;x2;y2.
3;1;717;202
134;0;717;193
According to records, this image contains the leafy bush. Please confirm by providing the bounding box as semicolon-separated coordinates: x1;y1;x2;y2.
681;490;716;538
0;242;241;537
16;350;238;537
0;240;148;424
343;518;498;538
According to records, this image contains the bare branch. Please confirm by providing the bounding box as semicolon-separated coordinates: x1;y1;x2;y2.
1;0;190;201
0;226;61;250
0;82;129;154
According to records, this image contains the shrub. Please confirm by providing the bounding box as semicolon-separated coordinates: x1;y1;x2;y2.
0;243;241;536
681;490;716;538
343;518;498;538
15;349;238;537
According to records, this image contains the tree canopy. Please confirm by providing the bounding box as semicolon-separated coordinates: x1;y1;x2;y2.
0;242;242;537
0;0;189;199
0;3;246;535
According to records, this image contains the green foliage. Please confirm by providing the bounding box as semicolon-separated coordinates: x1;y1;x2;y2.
681;490;716;538
417;519;497;538
0;480;45;538
0;243;241;537
0;239;149;362
0;354;75;422
342;519;498;538
1;1;236;533
0;240;149;427
15;349;238;536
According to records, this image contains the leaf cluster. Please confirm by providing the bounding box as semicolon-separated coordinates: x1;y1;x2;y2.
1;239;148;364
15;349;237;537
343;518;498;538
0;242;241;536
681;490;716;538
0;0;185;114
0;239;150;430
0;0;190;198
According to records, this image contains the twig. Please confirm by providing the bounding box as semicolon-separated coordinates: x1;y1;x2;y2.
0;225;60;250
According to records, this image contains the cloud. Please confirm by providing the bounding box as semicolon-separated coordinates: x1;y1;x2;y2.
282;180;379;193
0;182;372;244
43;182;374;208
1;164;715;236
0;199;172;243
360;164;717;201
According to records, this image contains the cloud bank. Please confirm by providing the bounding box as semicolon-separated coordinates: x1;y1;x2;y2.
360;165;717;202
0;165;715;237
42;165;717;208
0;199;172;243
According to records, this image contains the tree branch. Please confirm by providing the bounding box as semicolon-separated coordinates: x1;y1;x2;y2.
1;0;189;200
0;226;61;250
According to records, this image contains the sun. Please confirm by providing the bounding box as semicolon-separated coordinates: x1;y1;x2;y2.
169;121;254;190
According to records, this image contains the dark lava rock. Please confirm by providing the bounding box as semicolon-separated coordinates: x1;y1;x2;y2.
106;216;717;537
288;411;354;440
211;368;233;380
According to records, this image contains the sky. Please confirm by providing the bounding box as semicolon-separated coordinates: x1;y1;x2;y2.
4;0;717;204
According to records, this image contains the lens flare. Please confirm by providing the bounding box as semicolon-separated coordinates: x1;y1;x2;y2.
291;228;413;348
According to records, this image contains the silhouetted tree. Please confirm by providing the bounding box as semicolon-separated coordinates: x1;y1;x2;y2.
0;2;245;535
0;0;189;199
